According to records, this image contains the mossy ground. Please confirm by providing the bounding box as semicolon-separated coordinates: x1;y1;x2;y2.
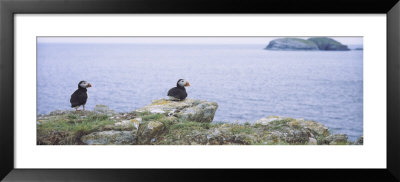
37;112;115;145
37;111;351;145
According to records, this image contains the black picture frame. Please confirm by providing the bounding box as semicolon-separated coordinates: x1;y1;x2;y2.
1;0;399;181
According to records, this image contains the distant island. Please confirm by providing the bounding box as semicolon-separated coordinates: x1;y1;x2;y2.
265;37;350;51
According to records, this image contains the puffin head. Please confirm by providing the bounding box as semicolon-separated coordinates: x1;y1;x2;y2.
78;80;92;89
177;79;190;87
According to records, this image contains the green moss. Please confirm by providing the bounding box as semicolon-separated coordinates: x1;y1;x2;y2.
265;119;292;131
155;121;218;144
157;118;176;128
88;114;109;121
316;135;326;145
67;114;78;120
289;120;302;129
141;113;165;121
168;121;210;131
230;124;253;135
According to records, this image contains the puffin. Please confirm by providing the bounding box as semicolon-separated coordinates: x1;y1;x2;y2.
70;80;92;111
167;79;190;101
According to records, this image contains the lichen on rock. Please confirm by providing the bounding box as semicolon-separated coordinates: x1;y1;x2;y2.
135;98;218;123
114;118;141;130
323;134;349;145
137;121;165;144
81;130;136;145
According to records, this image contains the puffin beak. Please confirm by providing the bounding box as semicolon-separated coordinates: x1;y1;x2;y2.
87;83;92;88
185;82;190;87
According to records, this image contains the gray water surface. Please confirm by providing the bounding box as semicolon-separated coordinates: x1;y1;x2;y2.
37;43;363;140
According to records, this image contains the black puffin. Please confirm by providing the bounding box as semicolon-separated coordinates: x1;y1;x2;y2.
167;79;190;101
70;81;92;111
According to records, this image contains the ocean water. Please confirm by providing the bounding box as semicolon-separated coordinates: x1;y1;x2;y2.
37;43;363;141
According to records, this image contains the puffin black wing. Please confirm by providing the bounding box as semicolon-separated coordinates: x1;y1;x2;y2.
70;88;88;107
167;87;187;101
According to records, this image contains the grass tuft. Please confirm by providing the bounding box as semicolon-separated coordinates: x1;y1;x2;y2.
37;113;114;145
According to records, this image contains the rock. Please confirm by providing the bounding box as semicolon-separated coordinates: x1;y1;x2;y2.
178;102;218;123
252;116;332;144
324;134;349;145
256;116;328;137
283;130;310;144
136;99;218;123
298;120;329;137
93;105;115;115
265;38;319;50
354;136;363;145
307;37;350;51
114;118;141;130
308;137;318;145
255;116;281;125
206;128;226;145
231;134;256;145
158;123;256;145
137;121;165;144
81;130;136;145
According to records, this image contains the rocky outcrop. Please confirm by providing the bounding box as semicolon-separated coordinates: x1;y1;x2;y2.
135;99;218;123
265;38;319;50
154;116;349;145
38;100;358;145
265;37;350;51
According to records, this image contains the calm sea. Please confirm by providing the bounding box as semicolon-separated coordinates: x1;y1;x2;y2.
37;43;363;140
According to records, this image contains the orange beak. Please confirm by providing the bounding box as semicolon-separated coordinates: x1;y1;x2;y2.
87;83;92;88
184;82;190;87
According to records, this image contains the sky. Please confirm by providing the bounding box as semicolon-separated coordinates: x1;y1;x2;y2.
37;37;363;45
